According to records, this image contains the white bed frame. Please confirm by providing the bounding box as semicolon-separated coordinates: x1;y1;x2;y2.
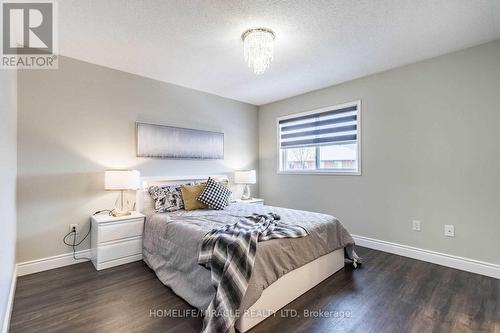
137;175;345;332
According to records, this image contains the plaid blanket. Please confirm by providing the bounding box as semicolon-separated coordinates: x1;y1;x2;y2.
198;213;308;333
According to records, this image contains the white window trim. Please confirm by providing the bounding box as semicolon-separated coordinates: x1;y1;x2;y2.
276;100;362;176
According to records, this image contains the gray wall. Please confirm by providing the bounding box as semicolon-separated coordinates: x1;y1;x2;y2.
259;40;500;265
17;56;258;262
0;70;17;328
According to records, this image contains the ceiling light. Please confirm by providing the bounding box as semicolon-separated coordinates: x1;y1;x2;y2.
241;28;275;75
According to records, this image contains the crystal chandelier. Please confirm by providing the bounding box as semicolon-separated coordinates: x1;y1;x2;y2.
241;28;275;75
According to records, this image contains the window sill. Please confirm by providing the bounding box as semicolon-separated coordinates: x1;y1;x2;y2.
277;170;361;176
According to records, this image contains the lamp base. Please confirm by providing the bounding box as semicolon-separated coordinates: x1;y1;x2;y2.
112;210;132;217
112;190;133;217
240;184;252;200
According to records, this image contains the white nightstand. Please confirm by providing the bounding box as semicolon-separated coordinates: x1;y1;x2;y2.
90;211;145;270
231;198;265;205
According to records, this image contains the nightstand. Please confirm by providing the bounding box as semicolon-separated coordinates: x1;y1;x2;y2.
90;211;145;270
231;198;264;205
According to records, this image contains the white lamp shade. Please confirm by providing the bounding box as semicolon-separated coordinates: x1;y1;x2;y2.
105;170;140;190
234;170;257;184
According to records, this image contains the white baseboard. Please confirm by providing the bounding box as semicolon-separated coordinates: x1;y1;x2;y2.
353;235;500;279
16;250;91;277
2;266;17;333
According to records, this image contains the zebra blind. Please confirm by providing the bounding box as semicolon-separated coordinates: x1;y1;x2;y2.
278;102;359;149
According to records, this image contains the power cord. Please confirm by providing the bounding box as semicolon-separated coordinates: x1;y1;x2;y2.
62;209;114;261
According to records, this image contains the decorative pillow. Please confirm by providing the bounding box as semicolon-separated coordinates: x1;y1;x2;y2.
148;184;186;212
198;177;232;210
181;184;209;211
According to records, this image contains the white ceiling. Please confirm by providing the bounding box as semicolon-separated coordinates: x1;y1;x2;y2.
59;0;500;106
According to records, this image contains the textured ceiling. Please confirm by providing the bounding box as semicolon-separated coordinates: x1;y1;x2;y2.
59;0;500;105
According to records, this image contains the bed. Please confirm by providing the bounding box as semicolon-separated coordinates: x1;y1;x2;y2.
136;175;357;332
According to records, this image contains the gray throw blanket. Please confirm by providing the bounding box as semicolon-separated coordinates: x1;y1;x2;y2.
198;213;308;333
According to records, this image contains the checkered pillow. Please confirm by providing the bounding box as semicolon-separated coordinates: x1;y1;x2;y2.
198;177;232;210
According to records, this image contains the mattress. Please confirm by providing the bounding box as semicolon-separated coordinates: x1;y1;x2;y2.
142;202;357;312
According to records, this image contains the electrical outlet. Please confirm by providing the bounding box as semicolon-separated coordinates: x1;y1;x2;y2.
412;220;421;232
70;224;78;234
444;224;454;237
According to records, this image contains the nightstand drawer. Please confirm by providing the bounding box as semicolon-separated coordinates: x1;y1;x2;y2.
97;238;142;263
98;218;144;243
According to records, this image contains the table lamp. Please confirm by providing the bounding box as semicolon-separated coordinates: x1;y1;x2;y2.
105;170;140;216
234;170;256;200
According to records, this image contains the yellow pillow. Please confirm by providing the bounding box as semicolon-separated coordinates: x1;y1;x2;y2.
181;184;208;210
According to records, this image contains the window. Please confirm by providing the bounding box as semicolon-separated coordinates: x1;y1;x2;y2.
278;101;361;175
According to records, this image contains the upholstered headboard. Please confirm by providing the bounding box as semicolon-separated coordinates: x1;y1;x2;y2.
135;174;230;213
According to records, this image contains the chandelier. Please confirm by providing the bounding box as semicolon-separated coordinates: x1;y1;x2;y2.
241;28;275;75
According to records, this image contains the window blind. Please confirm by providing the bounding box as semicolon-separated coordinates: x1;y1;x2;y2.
279;104;359;148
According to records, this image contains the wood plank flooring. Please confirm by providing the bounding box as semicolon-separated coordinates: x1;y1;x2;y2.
10;247;500;333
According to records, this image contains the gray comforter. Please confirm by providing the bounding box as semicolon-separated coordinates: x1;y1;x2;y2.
143;203;358;312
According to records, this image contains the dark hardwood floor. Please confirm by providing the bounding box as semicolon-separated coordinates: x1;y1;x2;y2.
10;247;499;333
